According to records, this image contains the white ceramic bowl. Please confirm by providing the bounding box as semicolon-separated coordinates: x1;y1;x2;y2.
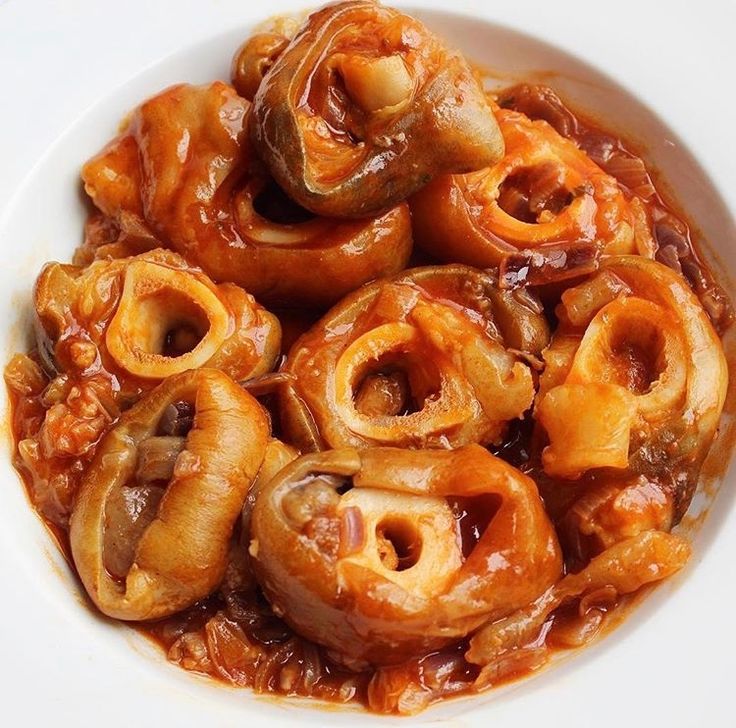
1;1;734;725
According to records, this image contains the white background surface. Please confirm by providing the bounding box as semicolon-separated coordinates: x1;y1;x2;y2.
0;1;735;726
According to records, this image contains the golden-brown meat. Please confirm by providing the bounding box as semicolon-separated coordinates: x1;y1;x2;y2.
2;6;732;715
34;249;280;395
535;256;728;522
230;14;305;100
241;438;299;541
250;445;561;667
411;106;640;285
70;369;269;620
82;81;412;307
280;265;550;452
250;1;504;218
231;32;290;101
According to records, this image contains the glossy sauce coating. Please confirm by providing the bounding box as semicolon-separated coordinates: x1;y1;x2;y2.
280;265;549;452
251;0;504;217
82;82;412;307
411;103;638;278
4;4;733;717
250;446;561;667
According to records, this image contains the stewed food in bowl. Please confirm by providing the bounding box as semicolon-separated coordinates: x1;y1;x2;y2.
5;0;732;715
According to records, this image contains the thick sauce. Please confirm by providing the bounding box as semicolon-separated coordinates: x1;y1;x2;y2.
5;79;732;715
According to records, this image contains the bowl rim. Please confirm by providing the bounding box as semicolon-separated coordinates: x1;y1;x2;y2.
0;1;735;726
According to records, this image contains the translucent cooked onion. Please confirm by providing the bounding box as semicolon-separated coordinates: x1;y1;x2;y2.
604;153;656;200
367;668;433;715
561;477;674;566
466;530;691;670
498;83;577;138
205;612;260;685
367;644;479;714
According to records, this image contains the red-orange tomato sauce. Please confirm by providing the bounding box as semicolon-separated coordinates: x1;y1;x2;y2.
5;76;732;715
